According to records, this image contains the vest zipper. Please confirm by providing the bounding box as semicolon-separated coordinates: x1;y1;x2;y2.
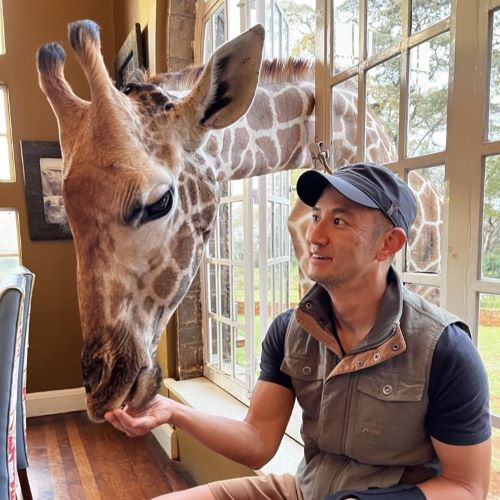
329;457;350;493
340;372;354;456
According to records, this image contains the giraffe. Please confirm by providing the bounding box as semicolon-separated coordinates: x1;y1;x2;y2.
36;20;314;422
37;20;441;422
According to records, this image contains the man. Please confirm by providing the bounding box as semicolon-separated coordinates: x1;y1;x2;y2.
106;163;492;499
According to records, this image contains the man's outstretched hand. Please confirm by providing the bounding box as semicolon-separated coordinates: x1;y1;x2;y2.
104;394;174;437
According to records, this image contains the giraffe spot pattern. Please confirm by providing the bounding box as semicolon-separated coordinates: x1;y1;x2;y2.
276;88;304;123
256;136;278;167
278;124;301;166
168;275;191;309
144;296;155;313
188;177;198;206
221;129;231;163
153;267;178;299
109;280;127;319
175;223;195;269
247;90;273;130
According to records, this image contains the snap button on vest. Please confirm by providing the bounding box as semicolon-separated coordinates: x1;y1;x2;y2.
382;384;393;395
305;302;312;309
356;360;364;368
374;352;380;360
302;366;312;375
392;343;400;351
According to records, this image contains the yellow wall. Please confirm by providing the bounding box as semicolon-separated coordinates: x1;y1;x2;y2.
0;1;116;392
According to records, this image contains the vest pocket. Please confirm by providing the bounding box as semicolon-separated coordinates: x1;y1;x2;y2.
357;371;425;402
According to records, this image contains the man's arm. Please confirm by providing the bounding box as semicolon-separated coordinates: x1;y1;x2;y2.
105;379;295;469
417;437;491;499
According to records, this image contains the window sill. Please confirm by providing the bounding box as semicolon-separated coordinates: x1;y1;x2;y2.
164;377;303;476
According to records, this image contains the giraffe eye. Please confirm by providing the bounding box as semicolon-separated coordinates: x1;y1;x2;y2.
142;188;174;223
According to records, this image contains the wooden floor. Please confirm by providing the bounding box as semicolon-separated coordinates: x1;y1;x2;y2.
25;411;196;500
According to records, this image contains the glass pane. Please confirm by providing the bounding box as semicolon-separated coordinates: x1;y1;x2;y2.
404;283;440;306
230;179;243;197
366;56;400;164
482;157;500;280
411;0;451;34
265;0;273;59
0;256;20;282
477;294;500;416
0;210;19;254
332;77;358;168
234;266;245;322
221;322;232;375
267;201;273;254
274;204;282;258
273;3;281;57
0;135;9;181
231;201;244;261
213;5;226;50
406;166;444;274
207;232;215;258
247;0;257;27
235;327;246;384
367;0;402;57
0;88;7;135
407;33;450;157
203;19;212;63
40;157;65;225
220;264;232;319
490;10;500;141
209;318;219;368
218;203;230;259
491;427;500;498
208;263;217;314
332;0;359;72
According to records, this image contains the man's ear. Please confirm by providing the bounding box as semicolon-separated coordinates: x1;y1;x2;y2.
376;227;407;262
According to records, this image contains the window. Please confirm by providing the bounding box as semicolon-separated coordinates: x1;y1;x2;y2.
198;0;300;403
319;0;499;492
0;6;20;279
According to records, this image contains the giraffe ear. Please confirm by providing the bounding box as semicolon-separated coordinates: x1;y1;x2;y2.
178;24;264;147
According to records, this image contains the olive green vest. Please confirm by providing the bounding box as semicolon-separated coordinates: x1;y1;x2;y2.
280;269;467;500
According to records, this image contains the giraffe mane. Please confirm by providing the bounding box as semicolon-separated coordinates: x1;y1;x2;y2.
126;58;314;91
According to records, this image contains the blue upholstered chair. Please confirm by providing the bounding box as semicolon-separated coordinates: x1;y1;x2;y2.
14;267;34;500
0;267;34;500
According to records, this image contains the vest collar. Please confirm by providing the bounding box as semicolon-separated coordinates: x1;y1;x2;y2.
296;267;406;376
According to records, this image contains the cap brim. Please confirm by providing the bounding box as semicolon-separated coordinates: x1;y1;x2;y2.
297;170;380;209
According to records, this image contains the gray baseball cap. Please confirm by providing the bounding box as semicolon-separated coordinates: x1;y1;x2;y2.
296;163;417;235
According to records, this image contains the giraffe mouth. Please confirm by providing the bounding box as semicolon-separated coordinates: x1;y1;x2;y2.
123;367;145;405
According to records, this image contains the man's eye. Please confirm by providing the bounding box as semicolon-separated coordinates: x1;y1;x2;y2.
312;214;319;222
333;217;345;225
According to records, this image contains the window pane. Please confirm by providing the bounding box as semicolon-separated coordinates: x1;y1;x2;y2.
477;294;500;416
209;318;219;368
332;77;358;168
490;428;500;498
208;263;217;314
407;33;450;157
218;203;230;259
482;156;500;280
247;0;257;27
0;88;7;135
332;0;359;72
0;257;20;282
273;4;281;57
234;266;244;322
221;322;232;375
411;0;451;34
220;264;231;319
367;0;402;57
231;201;244;261
406;166;444;274
0;210;19;254
203;19;212;63
265;0;273;59
214;5;226;50
490;10;500;141
366;56;400;164
235;327;246;384
404;283;440;306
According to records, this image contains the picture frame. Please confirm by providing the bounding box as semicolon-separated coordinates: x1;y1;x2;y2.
114;23;145;89
20;140;71;241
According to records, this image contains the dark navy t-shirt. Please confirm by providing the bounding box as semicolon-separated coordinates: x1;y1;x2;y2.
258;309;491;446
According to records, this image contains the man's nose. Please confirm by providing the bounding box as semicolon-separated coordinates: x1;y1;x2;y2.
306;220;328;246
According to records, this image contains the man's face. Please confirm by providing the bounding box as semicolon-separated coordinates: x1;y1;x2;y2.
305;186;382;290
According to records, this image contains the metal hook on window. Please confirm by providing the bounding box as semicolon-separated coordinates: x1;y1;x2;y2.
309;141;332;173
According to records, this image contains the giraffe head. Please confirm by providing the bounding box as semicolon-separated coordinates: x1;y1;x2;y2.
37;20;264;422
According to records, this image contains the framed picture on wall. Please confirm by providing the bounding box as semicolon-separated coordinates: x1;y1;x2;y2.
114;23;145;89
20;140;71;241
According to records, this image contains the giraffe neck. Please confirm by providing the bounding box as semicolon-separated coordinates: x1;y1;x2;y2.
202;82;315;182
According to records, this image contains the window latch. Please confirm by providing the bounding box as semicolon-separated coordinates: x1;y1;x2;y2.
309;141;332;173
